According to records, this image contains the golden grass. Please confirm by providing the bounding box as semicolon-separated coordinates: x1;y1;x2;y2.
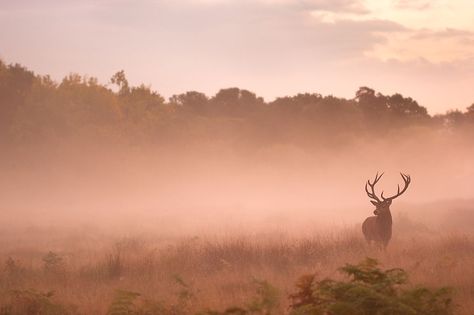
0;227;473;314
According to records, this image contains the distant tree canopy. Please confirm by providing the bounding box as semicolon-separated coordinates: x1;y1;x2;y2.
0;60;472;148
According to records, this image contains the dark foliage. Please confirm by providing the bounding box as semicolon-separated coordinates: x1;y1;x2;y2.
0;61;472;149
289;258;453;315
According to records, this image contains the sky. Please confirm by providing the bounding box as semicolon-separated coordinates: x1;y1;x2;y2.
1;0;473;113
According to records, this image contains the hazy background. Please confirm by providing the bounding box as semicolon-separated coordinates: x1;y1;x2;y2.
1;0;474;235
0;61;473;234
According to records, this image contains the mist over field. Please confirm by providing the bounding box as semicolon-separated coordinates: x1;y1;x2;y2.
1;62;473;235
2;136;474;233
1;1;474;312
0;58;473;314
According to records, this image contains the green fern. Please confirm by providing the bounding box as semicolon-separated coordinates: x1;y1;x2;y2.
289;258;454;315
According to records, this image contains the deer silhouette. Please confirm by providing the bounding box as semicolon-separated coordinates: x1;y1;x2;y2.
362;172;411;248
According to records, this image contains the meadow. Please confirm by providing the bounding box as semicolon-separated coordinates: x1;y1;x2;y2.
0;216;472;315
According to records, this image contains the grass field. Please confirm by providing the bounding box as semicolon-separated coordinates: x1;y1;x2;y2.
0;223;472;314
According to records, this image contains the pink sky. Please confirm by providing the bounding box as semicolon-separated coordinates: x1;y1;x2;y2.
1;0;473;114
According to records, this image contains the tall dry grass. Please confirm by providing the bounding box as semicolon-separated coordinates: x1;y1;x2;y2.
0;226;472;314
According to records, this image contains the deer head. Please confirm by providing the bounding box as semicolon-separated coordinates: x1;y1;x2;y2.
365;172;411;214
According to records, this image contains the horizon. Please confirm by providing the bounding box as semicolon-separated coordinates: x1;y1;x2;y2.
1;58;472;116
1;0;474;114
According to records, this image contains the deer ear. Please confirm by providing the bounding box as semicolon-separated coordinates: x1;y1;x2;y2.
373;209;380;215
370;201;378;206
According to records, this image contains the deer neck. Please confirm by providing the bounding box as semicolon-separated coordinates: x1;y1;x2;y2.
376;209;392;227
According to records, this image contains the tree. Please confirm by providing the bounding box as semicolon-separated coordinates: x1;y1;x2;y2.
465;103;474;121
110;70;130;96
170;91;209;115
355;86;390;130
0;62;36;125
210;88;264;116
386;93;429;122
122;84;166;123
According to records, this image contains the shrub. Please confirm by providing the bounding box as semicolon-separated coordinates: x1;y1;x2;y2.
0;289;76;315
106;276;197;315
42;251;65;275
106;277;279;315
289;258;453;315
107;290;141;315
198;279;279;315
247;279;280;315
3;258;25;285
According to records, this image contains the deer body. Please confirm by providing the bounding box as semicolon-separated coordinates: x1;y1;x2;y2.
362;211;392;247
362;173;410;248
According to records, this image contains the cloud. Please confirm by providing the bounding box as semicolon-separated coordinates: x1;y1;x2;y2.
368;26;474;63
393;0;433;10
84;0;401;58
0;0;96;14
410;28;474;40
179;0;369;14
265;0;370;14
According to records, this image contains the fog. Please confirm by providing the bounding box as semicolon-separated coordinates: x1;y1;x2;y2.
2;131;472;235
0;61;473;237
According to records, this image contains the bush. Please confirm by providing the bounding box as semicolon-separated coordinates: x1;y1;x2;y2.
197;278;279;315
289;258;453;315
106;276;197;315
106;277;279;315
0;289;76;315
107;290;141;315
104;260;453;315
3;258;25;285
42;251;65;275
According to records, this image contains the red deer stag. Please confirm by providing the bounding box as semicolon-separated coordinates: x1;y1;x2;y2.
362;172;411;248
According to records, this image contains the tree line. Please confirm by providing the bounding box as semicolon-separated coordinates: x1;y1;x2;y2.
1;60;473;149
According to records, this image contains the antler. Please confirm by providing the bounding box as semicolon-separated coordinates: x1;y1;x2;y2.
381;173;411;201
365;172;384;203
